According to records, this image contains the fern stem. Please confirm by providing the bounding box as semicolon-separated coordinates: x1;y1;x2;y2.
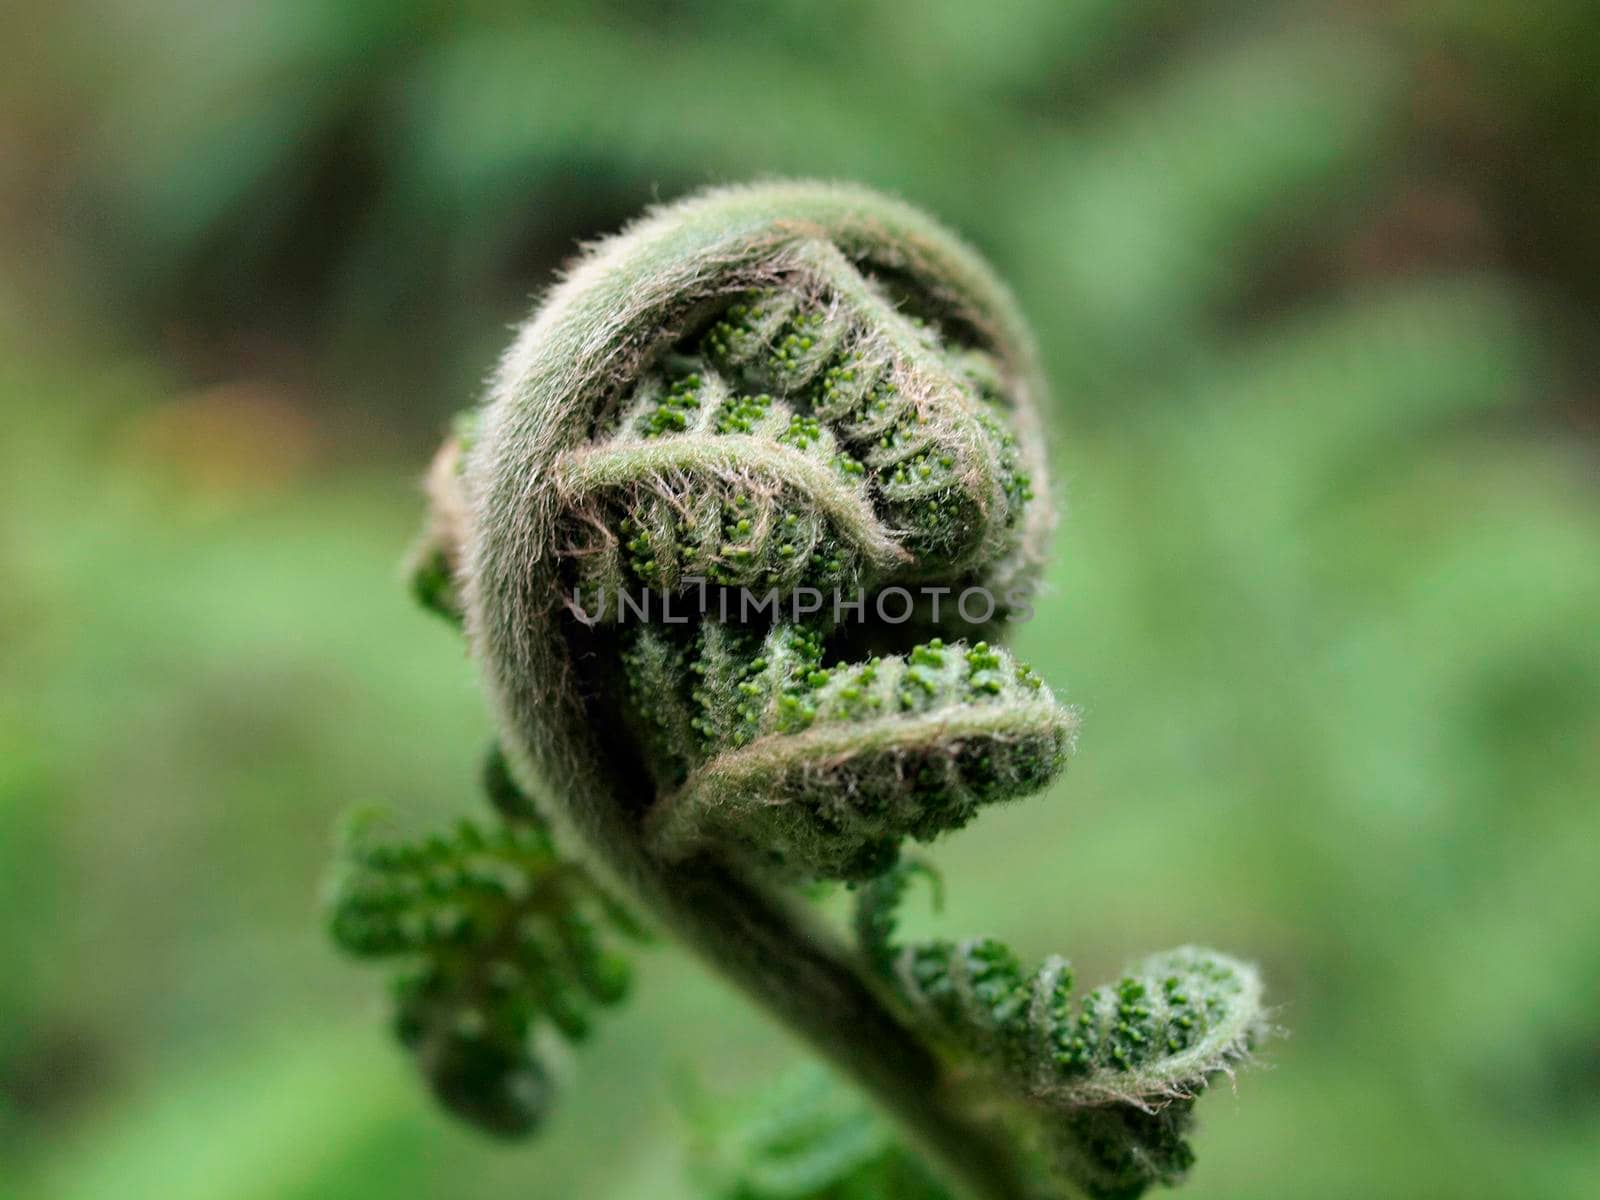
663;857;1035;1200
565;766;1037;1200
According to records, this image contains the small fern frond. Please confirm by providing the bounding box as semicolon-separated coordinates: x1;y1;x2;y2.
856;864;1268;1198
690;1067;955;1200
325;750;645;1137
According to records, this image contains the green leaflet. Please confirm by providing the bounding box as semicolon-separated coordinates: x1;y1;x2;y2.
690;1067;954;1200
628;627;1075;880
856;864;1267;1199
325;748;645;1138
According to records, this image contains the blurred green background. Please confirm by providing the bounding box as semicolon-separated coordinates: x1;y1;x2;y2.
2;1;1597;1197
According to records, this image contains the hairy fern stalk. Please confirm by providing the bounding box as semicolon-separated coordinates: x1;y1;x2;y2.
328;181;1269;1200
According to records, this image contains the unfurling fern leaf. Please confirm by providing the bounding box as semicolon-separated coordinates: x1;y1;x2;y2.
856;863;1267;1198
325;748;645;1136
329;181;1268;1200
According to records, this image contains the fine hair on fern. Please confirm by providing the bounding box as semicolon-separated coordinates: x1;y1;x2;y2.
327;180;1270;1200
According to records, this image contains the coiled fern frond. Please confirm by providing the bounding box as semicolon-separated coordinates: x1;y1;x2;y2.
454;181;1072;890
857;864;1267;1198
330;181;1265;1200
630;626;1067;880
409;180;1075;882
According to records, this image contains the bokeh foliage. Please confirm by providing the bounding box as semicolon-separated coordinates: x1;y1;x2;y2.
2;1;1597;1197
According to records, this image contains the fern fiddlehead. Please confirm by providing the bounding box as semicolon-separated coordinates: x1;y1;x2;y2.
330;181;1266;1200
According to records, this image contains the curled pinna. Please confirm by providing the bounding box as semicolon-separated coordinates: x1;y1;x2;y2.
334;181;1265;1200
